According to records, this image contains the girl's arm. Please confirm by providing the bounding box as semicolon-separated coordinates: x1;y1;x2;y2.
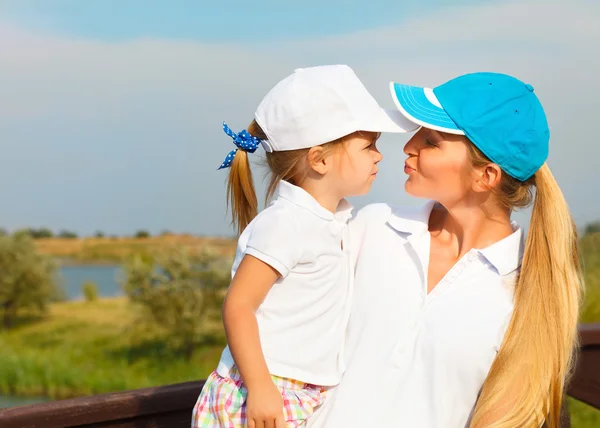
222;254;284;428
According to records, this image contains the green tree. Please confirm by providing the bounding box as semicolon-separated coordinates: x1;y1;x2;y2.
94;231;105;238
58;229;78;239
29;228;54;239
13;228;33;239
0;235;61;329
82;281;99;302
134;230;151;239
585;221;600;236
121;248;228;358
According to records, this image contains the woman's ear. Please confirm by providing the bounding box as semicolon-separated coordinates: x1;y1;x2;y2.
308;146;330;175
474;163;503;192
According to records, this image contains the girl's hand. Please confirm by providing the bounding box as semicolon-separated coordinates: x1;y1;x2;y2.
246;381;285;428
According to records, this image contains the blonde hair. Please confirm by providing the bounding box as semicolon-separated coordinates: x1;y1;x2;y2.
467;144;583;427
226;120;347;235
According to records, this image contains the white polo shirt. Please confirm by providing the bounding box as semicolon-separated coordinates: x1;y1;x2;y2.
309;202;523;427
217;180;354;386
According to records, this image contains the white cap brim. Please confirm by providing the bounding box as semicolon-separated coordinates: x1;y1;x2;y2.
389;82;465;135
359;107;420;134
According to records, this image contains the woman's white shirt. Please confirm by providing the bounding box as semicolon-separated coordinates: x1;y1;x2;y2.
308;202;523;427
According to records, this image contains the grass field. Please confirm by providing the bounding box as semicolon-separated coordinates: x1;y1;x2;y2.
0;298;225;400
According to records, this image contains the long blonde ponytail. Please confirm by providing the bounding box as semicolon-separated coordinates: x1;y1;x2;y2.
470;163;583;427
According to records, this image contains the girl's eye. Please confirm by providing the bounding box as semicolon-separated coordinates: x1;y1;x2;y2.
425;138;437;147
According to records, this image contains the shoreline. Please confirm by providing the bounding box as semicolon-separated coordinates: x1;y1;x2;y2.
54;257;121;267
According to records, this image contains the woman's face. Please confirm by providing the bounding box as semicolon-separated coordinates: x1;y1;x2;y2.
403;127;476;206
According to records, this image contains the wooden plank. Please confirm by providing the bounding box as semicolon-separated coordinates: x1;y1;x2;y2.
578;322;600;347
0;381;204;428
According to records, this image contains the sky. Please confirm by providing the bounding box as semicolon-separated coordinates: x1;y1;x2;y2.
0;0;598;237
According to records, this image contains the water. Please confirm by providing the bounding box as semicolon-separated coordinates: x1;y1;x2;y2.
0;395;49;409
59;264;122;300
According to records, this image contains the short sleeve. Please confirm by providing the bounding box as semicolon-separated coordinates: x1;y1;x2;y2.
245;206;304;278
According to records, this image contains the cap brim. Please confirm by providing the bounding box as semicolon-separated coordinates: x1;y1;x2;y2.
360;107;420;134
389;82;465;135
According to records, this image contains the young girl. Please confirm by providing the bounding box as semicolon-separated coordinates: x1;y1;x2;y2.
191;65;417;428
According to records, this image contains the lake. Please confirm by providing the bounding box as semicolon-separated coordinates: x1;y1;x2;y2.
59;264;122;300
0;395;49;409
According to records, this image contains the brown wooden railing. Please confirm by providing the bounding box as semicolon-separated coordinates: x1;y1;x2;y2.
1;323;599;428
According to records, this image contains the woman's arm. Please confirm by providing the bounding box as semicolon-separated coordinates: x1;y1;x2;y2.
222;254;284;428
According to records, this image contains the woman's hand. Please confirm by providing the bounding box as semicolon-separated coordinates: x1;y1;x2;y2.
246;381;285;428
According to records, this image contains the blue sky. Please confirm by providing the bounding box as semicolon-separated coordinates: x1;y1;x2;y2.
0;0;598;237
0;0;486;42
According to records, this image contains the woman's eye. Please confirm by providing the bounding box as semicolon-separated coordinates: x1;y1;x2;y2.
425;138;437;147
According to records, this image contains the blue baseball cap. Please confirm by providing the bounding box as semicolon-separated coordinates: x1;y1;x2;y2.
390;72;549;181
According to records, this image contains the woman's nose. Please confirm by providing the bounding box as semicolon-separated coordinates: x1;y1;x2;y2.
404;128;423;155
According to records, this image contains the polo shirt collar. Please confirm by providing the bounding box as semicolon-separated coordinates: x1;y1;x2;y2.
478;224;524;275
387;200;524;276
275;180;354;222
387;200;436;235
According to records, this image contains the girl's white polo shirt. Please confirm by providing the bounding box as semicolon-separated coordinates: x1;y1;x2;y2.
217;180;354;386
309;201;524;427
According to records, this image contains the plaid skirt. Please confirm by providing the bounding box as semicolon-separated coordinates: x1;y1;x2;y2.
191;368;327;428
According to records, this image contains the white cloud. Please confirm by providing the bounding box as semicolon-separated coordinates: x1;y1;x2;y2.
0;0;598;235
314;0;599;46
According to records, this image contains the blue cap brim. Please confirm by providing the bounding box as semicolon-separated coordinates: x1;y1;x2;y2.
389;82;464;135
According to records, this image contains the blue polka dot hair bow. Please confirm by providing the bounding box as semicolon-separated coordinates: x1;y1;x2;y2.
218;122;263;170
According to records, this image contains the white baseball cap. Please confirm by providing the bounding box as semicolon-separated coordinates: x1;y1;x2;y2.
254;65;418;152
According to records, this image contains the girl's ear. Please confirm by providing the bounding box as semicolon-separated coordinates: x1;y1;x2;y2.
308;146;330;175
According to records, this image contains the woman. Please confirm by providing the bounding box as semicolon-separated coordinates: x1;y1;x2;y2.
308;72;583;427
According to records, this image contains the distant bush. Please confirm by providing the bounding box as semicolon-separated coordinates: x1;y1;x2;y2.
58;230;78;239
121;248;229;358
134;230;151;239
10;228;54;239
82;281;99;302
94;231;105;238
32;228;54;239
0;234;61;329
13;228;54;239
13;228;33;239
585;221;600;236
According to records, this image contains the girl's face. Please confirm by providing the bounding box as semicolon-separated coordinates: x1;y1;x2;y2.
403;127;476;206
330;131;383;197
